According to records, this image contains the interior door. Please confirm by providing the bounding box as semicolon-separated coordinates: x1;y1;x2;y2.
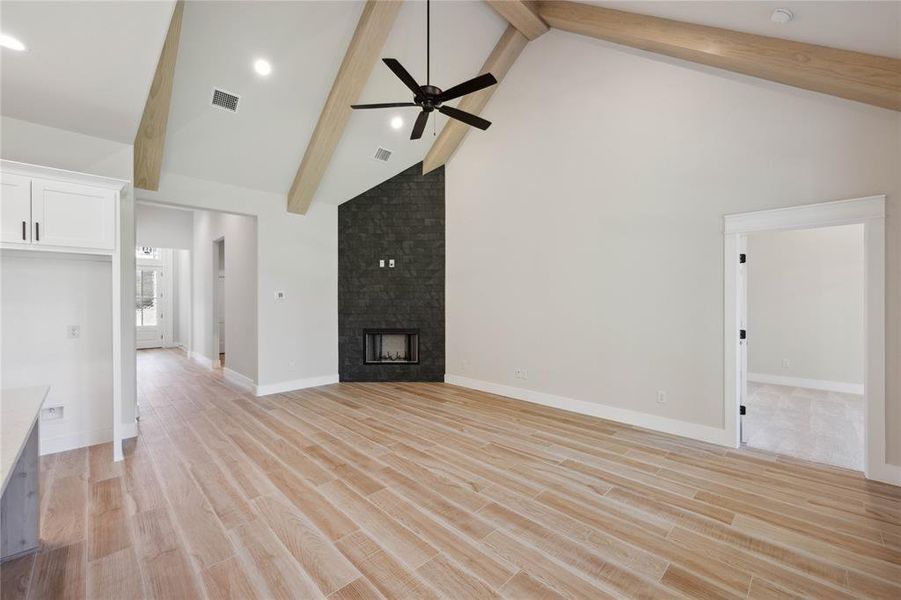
136;264;169;349
0;174;31;243
31;178;116;249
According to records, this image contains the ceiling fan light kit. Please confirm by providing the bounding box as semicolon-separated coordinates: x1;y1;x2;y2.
351;0;498;140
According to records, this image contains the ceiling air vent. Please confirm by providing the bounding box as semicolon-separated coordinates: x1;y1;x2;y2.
372;147;392;162
211;88;240;112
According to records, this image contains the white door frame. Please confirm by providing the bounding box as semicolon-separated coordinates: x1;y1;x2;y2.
724;195;895;484
212;237;224;367
136;248;174;349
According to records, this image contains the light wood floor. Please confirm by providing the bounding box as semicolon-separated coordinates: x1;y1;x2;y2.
3;349;900;599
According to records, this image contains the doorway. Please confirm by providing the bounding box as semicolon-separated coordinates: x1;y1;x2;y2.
740;224;865;469
135;246;173;349
724;196;890;482
213;238;225;368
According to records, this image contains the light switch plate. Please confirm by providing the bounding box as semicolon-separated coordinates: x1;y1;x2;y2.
379;259;385;268
389;259;395;268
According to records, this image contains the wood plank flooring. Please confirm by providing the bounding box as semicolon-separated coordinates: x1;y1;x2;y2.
3;348;900;599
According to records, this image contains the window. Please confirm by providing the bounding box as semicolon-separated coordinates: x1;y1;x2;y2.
135;268;161;326
136;246;160;260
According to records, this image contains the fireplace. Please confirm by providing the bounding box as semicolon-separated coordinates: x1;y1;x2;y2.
364;329;419;364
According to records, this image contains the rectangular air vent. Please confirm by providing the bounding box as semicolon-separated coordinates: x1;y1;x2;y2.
211;88;240;112
372;147;392;162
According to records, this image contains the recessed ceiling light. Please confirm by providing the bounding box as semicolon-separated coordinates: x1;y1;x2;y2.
253;59;272;76
0;33;26;52
390;116;404;130
770;8;793;24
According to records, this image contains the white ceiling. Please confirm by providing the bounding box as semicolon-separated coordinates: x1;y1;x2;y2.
162;0;505;204
0;0;176;143
1;1;897;206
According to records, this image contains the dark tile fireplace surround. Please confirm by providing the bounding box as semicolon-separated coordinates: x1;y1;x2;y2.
338;163;444;382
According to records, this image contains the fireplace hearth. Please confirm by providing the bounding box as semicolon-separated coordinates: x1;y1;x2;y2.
364;329;420;364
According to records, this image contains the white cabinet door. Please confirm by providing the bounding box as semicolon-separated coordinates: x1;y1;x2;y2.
0;174;32;243
31;178;116;250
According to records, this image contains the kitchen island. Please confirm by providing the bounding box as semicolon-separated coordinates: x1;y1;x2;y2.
1;386;47;561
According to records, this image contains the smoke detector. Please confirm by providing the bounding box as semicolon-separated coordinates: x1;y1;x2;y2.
770;9;793;24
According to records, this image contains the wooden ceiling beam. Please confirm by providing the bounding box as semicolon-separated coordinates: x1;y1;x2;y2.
134;1;185;191
485;1;548;41
538;0;901;112
288;0;403;214
422;25;528;174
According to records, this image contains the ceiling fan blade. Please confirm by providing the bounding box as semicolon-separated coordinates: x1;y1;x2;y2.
351;102;418;109
438;105;491;130
410;110;429;140
383;58;422;97
436;73;497;103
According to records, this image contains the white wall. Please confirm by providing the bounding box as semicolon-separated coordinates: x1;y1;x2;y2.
191;210;258;382
747;225;864;387
0;116;137;448
1;253;113;454
445;31;901;463
136;202;193;250
173;249;192;349
136;173;338;393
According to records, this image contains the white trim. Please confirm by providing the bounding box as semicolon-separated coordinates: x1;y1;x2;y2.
445;375;732;447
40;428;112;456
0;159;129;191
724;195;893;485
120;421;138;440
223;368;257;393
189;350;214;370
747;373;864;395
255;374;339;397
724;196;886;234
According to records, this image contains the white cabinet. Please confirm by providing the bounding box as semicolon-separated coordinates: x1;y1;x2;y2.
31;179;116;250
0;168;118;253
0;174;32;243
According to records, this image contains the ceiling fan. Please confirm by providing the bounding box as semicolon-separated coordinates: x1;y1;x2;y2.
351;0;498;140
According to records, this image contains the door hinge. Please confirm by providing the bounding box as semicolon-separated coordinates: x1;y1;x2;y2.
740;405;747;416
739;253;746;264
739;329;747;340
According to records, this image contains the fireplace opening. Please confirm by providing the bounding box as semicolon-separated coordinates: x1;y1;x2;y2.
364;329;419;364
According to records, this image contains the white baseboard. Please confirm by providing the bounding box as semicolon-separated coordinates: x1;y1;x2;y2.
256;374;339;397
121;421;138;440
868;461;901;487
748;373;864;395
444;375;732;447
40;427;112;456
189;350;214;370
223;367;257;394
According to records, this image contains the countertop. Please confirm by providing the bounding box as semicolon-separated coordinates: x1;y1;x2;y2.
1;386;48;494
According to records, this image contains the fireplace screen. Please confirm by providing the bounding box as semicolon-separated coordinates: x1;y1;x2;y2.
364;329;419;364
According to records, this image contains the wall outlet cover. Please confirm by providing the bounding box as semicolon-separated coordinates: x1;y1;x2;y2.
67;325;80;339
274;291;287;300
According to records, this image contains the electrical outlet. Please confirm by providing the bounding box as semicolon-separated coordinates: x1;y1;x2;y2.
274;291;286;300
782;359;791;369
657;391;667;404
389;259;396;268
379;259;385;268
67;325;80;339
513;368;523;379
288;360;296;370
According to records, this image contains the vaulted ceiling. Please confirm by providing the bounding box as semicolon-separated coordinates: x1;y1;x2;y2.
2;1;899;207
